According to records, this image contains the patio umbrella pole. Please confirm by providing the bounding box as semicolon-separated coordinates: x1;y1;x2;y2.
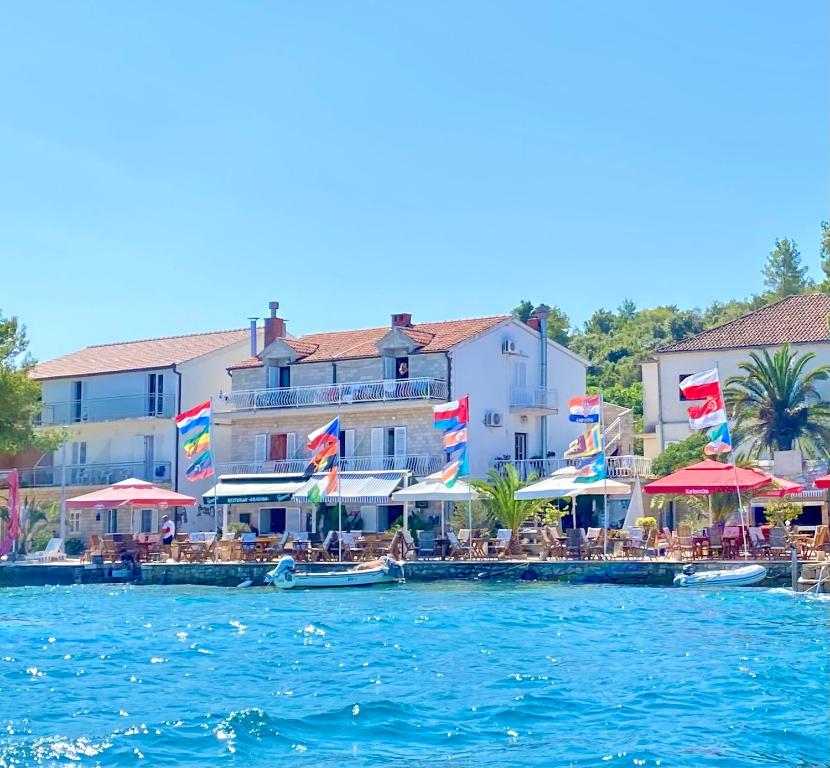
600;391;608;556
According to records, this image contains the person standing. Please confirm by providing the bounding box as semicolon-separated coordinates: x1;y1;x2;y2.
161;514;176;545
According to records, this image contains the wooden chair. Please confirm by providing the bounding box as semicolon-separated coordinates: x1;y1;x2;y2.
707;528;724;559
416;530;436;559
801;525;829;559
447;531;468;559
768;527;788;558
748;527;768;558
240;532;258;562
311;530;336;561
566;528;586;559
102;536;122;563
494;529;512;558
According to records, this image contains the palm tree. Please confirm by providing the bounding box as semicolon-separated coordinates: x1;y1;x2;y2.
472;465;545;556
0;498;59;553
725;344;830;458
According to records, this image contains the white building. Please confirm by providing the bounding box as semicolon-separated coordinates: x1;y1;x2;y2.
25;327;261;540
641;293;830;457
211;303;648;535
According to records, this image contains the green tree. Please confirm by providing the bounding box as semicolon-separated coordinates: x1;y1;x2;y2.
724;344;830;457
511;300;571;347
472;465;545;556
0;499;59;553
819;221;830;292
650;432;709;477
0;312;59;454
762;238;812;298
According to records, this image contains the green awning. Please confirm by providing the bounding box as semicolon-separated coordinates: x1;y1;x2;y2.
202;474;306;505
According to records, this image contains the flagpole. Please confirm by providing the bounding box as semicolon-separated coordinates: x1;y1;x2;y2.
715;364;749;559
600;391;608;557
337;411;342;563
210;396;218;561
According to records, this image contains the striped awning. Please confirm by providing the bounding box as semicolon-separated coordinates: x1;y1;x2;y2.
292;471;406;505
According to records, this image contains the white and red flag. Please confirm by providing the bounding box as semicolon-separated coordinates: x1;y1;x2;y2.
680;368;728;431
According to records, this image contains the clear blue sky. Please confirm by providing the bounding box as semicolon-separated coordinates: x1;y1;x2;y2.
1;1;827;362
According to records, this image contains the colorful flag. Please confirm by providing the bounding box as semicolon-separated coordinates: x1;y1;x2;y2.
176;400;211;435
704;422;733;455
574;452;606;483
182;426;211;459
185;451;214;481
679;369;721;401
434;396;469;430
325;464;339;495
687;394;727;430
568;395;601;423
444;425;468;451
441;459;461;488
564;424;603;458
308;484;322;504
307;417;340;452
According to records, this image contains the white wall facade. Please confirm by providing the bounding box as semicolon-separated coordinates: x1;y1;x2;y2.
642;342;830;456
449;319;588;477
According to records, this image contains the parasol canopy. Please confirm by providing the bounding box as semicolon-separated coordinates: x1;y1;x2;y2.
66;478;197;508
753;475;805;497
643;460;772;496
390;472;480;502
815;474;830;490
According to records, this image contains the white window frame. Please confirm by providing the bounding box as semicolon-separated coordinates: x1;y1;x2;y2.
139;508;156;534
342;429;356;458
383;356;396;380
266;365;280;389
67;509;81;534
105;508;118;534
370;427;384;457
393;426;407;463
286;432;297;459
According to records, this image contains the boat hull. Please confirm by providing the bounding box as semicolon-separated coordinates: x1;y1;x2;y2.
673;564;767;588
281;568;399;589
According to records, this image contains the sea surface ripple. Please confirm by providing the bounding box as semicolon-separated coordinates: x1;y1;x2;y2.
0;582;827;767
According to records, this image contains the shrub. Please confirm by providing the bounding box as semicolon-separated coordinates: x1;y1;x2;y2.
65;538;85;556
636;516;657;532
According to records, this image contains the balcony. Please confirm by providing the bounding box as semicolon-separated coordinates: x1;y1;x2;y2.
36;394;175;426
216;377;448;414
216;453;444;478
509;386;559;413
490;455;654;482
14;461;173;489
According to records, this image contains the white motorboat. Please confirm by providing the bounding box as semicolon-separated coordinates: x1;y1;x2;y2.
265;555;403;590
673;563;768;588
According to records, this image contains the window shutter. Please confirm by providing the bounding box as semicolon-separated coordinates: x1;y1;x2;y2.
393;426;407;456
286;432;297;459
343;429;356;457
383;357;396;379
370;427;384;457
254;433;267;462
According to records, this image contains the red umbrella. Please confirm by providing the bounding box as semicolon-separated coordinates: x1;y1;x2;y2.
754;475;804;497
815;474;830;489
643;459;773;495
66;478;196;508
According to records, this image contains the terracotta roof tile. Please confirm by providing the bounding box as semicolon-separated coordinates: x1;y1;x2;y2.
658;294;830;353
32;329;251;380
230;315;509;369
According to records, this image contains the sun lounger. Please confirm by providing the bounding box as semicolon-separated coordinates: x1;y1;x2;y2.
25;538;65;563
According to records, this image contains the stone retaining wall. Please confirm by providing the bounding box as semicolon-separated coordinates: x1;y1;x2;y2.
1;559;798;589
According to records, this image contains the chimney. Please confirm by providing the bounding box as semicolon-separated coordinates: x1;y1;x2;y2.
526;317;541;333
264;301;286;347
391;312;412;328
248;317;258;357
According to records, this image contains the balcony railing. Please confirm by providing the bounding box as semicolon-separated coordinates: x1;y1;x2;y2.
217;377;448;413
216;453;444;477
509;386;559;412
490;455;654;482
36;394;175;426
14;461;173;488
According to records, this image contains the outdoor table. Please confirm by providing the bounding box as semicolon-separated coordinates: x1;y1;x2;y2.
434;537;450;559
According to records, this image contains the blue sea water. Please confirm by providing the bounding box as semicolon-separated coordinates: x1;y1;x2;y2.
0;582;827;767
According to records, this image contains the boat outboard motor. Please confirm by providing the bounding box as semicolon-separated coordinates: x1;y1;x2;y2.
682;564;696;576
265;555;296;587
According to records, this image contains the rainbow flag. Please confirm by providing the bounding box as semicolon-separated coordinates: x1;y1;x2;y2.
176;400;211;434
564;424;603;458
434;397;469;430
183;426;211;459
568;395;601;424
574;452;606;483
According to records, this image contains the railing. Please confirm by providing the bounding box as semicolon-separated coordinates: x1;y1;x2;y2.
216;453;444;477
14;461;172;488
36;394;175;426
490;455;654;481
509;386;559;411
216;377;448;413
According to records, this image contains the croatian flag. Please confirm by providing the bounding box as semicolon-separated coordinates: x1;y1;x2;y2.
434;397;469;430
679;369;721;401
568;395;601;423
176;401;211;435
